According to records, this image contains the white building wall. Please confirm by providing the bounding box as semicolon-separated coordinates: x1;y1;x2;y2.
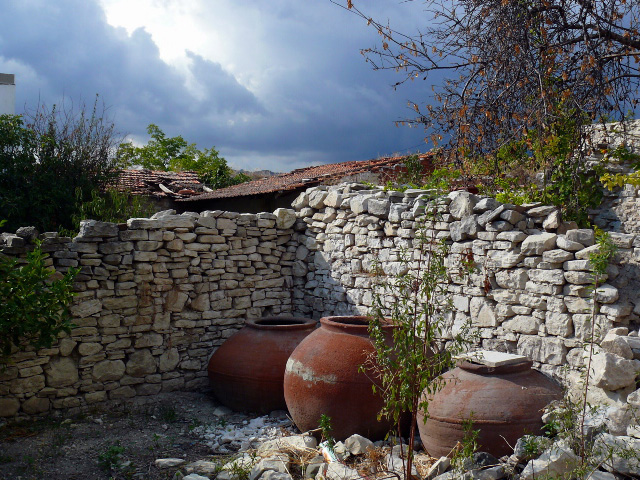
0;74;16;115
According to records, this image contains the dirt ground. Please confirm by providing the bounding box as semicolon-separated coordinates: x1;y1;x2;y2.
0;391;251;480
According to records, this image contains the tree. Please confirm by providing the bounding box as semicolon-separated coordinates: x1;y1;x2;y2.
0;98;121;233
117;124;250;189
341;0;640;218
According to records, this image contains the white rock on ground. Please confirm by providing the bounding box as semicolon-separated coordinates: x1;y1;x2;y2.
592;433;640;477
323;462;360;480
154;458;186;469
249;455;289;480
519;440;580;480
344;433;374;455
257;434;318;456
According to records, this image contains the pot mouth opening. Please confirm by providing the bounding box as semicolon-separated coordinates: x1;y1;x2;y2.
457;359;533;374
248;317;316;329
320;316;395;331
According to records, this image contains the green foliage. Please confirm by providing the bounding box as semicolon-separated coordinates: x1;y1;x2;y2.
368;197;474;477
478;111;603;226
451;415;480;472
599;144;640;190
318;414;336;452
0;241;78;362
97;441;125;471
0;99;121;233
69;187;154;232
117;123;249;189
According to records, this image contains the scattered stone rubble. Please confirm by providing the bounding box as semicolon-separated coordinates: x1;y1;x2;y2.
153;399;639;480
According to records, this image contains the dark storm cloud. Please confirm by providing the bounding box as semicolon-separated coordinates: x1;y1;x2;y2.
0;0;432;171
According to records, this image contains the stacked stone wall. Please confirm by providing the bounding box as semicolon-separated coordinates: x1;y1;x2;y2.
3;180;640;419
288;185;640;405
0;210;296;419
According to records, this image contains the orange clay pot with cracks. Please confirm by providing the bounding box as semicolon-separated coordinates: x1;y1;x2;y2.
207;316;316;414
417;358;563;458
283;316;396;441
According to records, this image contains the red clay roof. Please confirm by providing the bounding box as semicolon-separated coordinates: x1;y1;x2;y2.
180;154;433;202
113;169;204;198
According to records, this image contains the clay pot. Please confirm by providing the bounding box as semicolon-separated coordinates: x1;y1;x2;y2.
207;316;316;414
283;316;394;440
417;359;562;458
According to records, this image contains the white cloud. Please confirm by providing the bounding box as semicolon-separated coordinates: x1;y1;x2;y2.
2;0;432;172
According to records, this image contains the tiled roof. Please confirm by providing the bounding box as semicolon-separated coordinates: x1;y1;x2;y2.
180;154;433;202
112;169;204;198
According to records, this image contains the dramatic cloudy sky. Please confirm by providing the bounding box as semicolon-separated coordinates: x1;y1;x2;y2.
0;0;435;172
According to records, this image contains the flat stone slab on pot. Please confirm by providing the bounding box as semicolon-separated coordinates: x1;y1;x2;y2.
458;350;529;367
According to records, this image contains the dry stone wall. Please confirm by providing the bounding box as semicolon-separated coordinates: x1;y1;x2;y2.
288;185;640;406
0;210;297;419
3;180;640;420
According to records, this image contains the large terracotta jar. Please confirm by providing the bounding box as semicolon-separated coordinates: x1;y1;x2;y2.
283;316;394;440
417;355;562;458
208;316;316;414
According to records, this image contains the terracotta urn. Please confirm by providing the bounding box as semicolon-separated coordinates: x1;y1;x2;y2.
207;316;316;414
417;352;562;457
283;316;395;440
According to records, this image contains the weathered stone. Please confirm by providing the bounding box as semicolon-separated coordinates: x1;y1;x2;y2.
592;433;640;477
503;315;541;334
191;293;211;312
59;338;77;357
520;440;580;480
273;208;297;229
494;268;528;289
308;190;328;209
591;351;639;390
521;233;558;255
566;229;595;246
475;304;498;327
257;435;318;456
324;463;359;480
527;205;557;217
159;348;180;372
21;396;50;414
545;312;572;337
488;251;522;268
350;195;369;214
92;360;125;382
473;197;501;213
78;220;119;237
518;335;566;365
70;299;102;318
126;349;156;377
543;210;561;230
44;357;78;388
368;198;390;218
345;434;374;455
249;455;289;480
449;191;478;220
155;458;186;469
542;249;574;264
528;269;565;285
165;290;189;312
0;398;20;417
575;244;600;260
594;284;619;304
556;235;584;251
78;342;102;356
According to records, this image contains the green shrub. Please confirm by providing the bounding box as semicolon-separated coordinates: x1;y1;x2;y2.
0;238;78;362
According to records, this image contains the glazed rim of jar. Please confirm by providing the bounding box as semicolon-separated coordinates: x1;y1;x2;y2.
320;315;396;332
247;317;316;330
456;359;533;375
